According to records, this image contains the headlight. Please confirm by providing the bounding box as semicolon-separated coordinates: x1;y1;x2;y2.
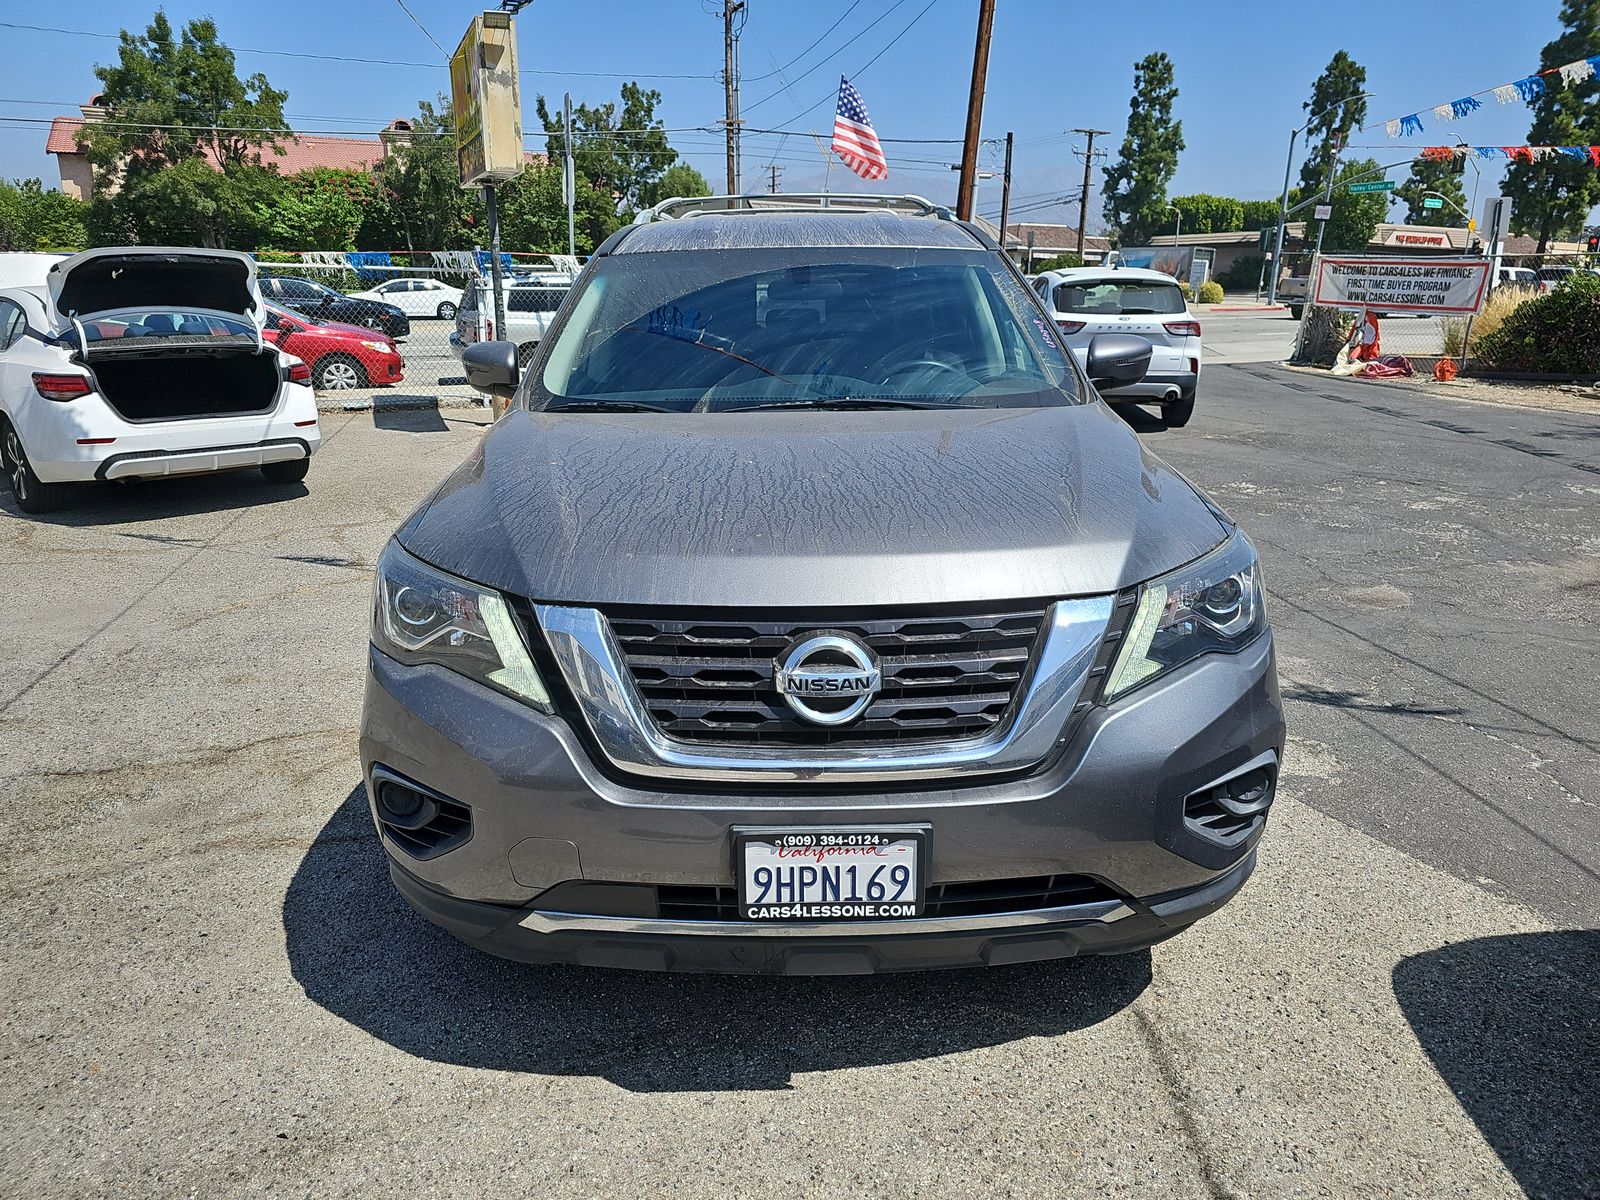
372;541;551;711
1105;531;1266;700
361;339;392;353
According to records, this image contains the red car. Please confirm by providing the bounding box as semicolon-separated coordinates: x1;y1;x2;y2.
264;303;404;391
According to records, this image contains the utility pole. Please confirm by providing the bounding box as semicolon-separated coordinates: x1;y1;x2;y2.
997;131;1014;257
767;164;783;194
955;0;996;220
721;0;745;196
562;92;576;257
1072;128;1108;264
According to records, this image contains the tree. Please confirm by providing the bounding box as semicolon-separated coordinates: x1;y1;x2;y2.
364;98;482;251
1395;156;1468;227
0;179;88;251
536;83;678;218
1102;53;1184;245
256;168;376;251
1171;193;1245;233
1298;51;1369;196
1297;158;1390;253
641;163;712;208
83;12;290;246
1240;199;1281;230
1505;0;1600;251
497;160;621;254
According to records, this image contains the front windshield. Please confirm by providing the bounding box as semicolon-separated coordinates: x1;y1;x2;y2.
538;247;1079;410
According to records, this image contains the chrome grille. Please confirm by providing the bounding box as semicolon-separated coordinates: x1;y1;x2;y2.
605;606;1049;746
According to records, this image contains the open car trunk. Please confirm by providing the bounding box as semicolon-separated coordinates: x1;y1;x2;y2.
91;349;282;423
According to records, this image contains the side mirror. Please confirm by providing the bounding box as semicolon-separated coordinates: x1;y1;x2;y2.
277;318;296;333
462;339;519;400
1086;333;1152;389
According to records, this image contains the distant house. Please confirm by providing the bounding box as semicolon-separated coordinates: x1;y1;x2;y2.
46;95;540;201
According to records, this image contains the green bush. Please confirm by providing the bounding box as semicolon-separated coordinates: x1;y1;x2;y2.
252;249;301;263
1474;272;1600;373
1216;254;1264;292
1178;281;1194;300
1197;280;1224;305
1029;252;1084;273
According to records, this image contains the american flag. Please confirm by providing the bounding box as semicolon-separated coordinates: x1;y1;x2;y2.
831;76;888;181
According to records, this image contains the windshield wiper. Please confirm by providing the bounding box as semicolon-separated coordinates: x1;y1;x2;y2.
546;400;674;413
720;398;951;413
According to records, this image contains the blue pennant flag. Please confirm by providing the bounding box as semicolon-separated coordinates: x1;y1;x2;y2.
1474;146;1504;158
1400;113;1424;136
1560;145;1590;160
1513;76;1546;104
1450;96;1482;119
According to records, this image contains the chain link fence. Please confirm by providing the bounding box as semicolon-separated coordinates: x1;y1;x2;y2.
251;250;582;405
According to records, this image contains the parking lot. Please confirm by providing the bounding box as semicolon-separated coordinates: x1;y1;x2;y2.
2;364;1595;1198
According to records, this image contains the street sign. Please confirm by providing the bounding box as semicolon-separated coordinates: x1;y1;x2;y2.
450;13;525;187
1348;180;1396;194
1313;204;1333;221
1423;196;1444;209
1481;196;1512;249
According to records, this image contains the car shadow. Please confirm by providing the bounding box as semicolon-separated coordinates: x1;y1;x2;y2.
1392;932;1599;1199
371;398;450;433
0;471;307;526
1108;403;1168;434
284;784;1153;1093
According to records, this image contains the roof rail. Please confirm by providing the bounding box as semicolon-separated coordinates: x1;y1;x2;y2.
634;193;954;224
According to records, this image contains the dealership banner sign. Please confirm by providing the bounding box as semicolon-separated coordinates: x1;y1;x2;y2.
1312;257;1492;315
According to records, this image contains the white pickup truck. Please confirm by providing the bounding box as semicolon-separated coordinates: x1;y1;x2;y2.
450;271;575;366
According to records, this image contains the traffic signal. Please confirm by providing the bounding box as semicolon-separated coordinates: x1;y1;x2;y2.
1588;233;1599;252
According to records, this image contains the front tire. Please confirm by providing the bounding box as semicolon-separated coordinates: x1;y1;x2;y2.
1162;394;1195;428
1;419;71;514
1288;305;1304;320
314;354;368;391
261;458;310;484
436;301;458;320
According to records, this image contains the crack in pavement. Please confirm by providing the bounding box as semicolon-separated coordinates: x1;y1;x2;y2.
1130;1005;1240;1200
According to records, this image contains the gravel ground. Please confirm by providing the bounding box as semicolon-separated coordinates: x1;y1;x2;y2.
1;370;1594;1199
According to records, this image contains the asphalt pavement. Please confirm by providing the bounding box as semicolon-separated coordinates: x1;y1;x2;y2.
1;369;1594;1198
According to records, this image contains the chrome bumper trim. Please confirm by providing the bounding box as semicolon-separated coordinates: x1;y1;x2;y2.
519;898;1136;938
535;596;1115;783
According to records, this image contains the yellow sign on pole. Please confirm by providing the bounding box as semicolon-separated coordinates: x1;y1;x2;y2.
450;12;525;188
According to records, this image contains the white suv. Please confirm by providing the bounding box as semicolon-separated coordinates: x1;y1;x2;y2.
1033;266;1201;427
451;273;573;366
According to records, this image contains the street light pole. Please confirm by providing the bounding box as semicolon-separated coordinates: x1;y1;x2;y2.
1172;205;1183;248
1266;90;1373;306
955;0;997;220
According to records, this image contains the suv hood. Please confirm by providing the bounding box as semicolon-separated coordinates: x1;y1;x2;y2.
46;247;262;331
399;403;1228;609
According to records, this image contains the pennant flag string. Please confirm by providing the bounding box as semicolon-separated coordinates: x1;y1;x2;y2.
1367;55;1600;138
1340;143;1600;167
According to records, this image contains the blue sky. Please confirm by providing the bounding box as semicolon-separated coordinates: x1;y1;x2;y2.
0;0;1570;231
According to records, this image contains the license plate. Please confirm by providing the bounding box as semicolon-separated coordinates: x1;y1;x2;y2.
734;827;927;921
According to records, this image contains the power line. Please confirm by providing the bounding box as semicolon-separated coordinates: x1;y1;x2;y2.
390;0;449;59
741;0;911;114
742;1;863;83
0;21;716;79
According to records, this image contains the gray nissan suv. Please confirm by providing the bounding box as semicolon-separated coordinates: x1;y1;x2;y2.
360;194;1284;974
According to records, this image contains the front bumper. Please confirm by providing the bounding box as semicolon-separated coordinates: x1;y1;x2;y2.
360;630;1283;974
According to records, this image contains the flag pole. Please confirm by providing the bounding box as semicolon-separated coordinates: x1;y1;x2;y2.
810;132;833;201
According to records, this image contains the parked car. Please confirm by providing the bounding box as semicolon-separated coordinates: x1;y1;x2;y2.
259;275;410;340
1033;266;1201;427
0;247;319;514
1494;266;1546;294
363;193;1284;974
1537;265;1579;288
263;303;404;391
349;277;464;320
452;274;572;365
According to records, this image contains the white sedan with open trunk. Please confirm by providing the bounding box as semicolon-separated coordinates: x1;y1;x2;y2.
0;247;319;514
